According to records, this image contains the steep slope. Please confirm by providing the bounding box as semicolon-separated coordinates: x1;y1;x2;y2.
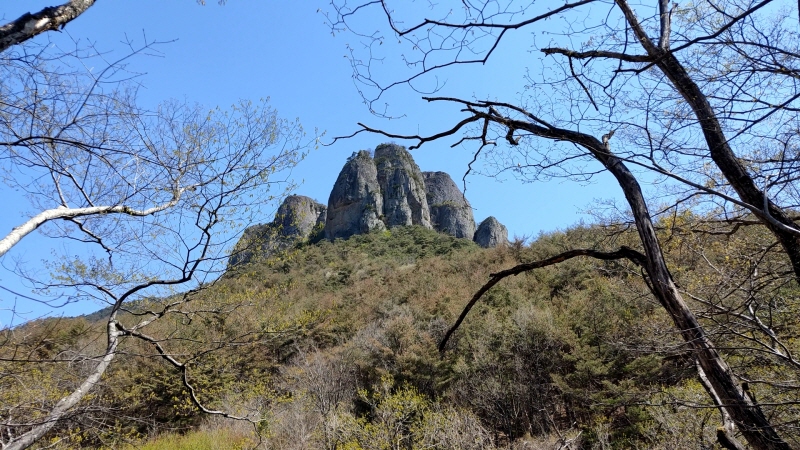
21;215;800;449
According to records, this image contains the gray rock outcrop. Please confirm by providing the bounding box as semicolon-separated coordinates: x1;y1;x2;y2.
325;150;386;240
230;195;326;266
423;171;476;239
474;216;508;248
374;143;432;229
275;195;328;238
230;143;513;266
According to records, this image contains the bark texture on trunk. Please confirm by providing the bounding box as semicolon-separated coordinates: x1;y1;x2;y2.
5;320;119;450
0;0;97;53
479;108;790;449
571;136;788;450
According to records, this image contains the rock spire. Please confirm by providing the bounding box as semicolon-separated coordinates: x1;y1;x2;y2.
230;143;510;266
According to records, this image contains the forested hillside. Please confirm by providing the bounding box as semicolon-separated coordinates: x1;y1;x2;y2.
4;217;798;449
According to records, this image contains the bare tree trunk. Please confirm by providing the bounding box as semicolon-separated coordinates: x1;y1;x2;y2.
398;100;792;449
696;360;748;450
0;0;97;53
579;137;788;450
538;127;789;448
4;320;119;450
614;0;800;283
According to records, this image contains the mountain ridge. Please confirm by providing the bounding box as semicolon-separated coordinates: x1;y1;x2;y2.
230;143;508;266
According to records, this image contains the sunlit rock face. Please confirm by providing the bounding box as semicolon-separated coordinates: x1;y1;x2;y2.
474;216;508;248
374;143;432;230
230;195;326;266
275;195;327;238
231;143;511;266
325;150;385;241
423;171;475;240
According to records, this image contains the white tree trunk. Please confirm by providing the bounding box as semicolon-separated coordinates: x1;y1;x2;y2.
0;196;182;258
4;320;119;450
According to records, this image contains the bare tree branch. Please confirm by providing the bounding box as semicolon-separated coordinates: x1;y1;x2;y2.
0;192;186;258
439;247;646;352
0;0;97;53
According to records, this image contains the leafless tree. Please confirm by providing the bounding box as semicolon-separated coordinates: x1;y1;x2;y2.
0;18;308;450
327;1;800;448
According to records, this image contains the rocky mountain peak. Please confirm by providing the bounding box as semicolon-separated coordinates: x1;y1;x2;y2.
374;143;432;229
423;171;476;240
474;216;509;248
229;195;326;266
230;144;509;266
325;150;386;240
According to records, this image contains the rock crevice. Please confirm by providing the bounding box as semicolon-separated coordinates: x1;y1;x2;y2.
374;143;432;229
325;150;385;241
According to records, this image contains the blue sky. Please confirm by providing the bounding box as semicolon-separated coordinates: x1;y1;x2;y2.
0;1;622;323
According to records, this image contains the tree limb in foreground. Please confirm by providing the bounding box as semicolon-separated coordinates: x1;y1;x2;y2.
0;0;96;53
438;246;647;352
0;191;186;258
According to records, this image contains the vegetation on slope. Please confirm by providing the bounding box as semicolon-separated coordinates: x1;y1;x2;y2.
3;220;799;449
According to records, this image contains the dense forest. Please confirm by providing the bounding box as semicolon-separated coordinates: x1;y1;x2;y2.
4;217;798;449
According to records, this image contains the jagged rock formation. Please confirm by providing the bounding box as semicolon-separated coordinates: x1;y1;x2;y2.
325;150;386;240
230;195;326;266
231;144;511;266
374;143;432;229
474;216;508;248
275;195;327;238
423;171;476;239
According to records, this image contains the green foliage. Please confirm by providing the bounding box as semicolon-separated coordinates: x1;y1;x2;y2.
120;428;255;450
320;375;494;450
7;221;800;448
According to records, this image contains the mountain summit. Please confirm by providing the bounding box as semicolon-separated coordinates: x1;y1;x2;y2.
231;143;507;265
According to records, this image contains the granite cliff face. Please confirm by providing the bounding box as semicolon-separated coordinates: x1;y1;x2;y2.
423;171;476;240
230;144;508;266
374;143;432;229
275;195;327;238
325;150;386;240
474;216;508;248
229;195;326;266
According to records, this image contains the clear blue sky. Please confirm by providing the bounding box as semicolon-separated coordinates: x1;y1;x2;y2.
0;1;622;324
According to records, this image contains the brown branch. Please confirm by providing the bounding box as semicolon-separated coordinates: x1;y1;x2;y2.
623;0;800;282
568;56;599;111
438;247;646;352
398;0;597;35
328;115;482;150
667;0;776;55
0;0;96;53
541;47;652;63
121;326;252;421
